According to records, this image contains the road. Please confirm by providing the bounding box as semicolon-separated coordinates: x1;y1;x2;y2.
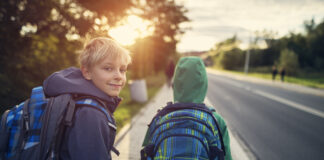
207;73;324;160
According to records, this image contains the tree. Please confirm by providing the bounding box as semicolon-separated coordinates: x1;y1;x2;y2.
279;49;299;75
0;0;134;109
210;35;240;55
209;35;244;69
0;0;190;111
127;0;189;79
242;18;324;71
129;37;156;79
305;18;324;69
216;48;244;70
138;0;189;72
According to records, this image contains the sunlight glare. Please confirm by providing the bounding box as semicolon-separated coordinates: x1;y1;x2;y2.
109;15;154;46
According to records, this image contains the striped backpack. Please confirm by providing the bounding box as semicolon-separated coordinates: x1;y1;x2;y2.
141;102;225;160
0;86;119;160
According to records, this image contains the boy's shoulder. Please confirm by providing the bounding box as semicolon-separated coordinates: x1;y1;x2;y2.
205;105;227;128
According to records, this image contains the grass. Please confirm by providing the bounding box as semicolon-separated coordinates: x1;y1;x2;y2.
212;67;324;89
114;72;166;133
278;75;324;88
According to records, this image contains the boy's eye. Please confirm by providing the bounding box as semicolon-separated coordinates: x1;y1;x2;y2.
104;67;113;71
120;68;127;73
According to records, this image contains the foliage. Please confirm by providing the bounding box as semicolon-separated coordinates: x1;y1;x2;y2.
129;0;189;79
0;33;82;111
261;18;324;70
209;35;240;55
209;35;244;69
215;49;244;70
208;18;324;75
0;0;134;110
139;0;189;48
279;49;299;75
0;0;189;110
129;37;156;79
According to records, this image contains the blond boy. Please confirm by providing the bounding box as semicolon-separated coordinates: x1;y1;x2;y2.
43;37;131;160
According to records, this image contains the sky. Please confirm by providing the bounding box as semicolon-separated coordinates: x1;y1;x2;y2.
176;0;324;52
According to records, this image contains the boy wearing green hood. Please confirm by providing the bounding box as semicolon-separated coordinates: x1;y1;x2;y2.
141;57;232;160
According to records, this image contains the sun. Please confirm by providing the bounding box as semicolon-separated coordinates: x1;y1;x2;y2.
109;15;154;46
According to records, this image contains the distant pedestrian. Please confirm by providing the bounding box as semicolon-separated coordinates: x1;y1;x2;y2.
165;58;175;87
272;65;278;81
280;67;286;82
141;57;232;160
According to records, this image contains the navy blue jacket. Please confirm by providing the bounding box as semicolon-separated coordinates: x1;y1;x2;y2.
43;67;121;160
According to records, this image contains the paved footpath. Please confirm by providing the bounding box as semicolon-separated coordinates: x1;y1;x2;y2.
112;85;251;160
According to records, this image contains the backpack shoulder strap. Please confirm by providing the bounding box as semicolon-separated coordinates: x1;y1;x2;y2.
159;102;213;117
206;106;226;157
41;94;74;159
148;102;213;126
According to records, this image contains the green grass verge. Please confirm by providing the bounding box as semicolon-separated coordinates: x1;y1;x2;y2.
213;68;324;89
114;72;166;133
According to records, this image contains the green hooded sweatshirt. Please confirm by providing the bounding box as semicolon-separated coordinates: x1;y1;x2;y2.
142;57;232;160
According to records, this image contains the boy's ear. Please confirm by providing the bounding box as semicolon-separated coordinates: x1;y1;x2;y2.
81;66;92;80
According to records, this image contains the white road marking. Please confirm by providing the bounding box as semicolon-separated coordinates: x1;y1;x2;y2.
252;89;324;119
211;76;324;119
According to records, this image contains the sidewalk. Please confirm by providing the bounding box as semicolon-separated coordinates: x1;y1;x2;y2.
112;85;251;160
206;68;324;98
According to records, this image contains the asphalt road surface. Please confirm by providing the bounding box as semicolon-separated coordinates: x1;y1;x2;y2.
207;73;324;160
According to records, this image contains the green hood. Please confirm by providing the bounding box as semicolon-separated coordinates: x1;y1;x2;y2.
173;57;207;103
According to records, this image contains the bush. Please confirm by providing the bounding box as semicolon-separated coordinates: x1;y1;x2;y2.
214;48;244;70
279;49;300;75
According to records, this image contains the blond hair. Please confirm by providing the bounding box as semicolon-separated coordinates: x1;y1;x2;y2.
79;37;131;69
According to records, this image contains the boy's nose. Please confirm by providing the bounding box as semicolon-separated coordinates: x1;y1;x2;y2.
114;70;123;80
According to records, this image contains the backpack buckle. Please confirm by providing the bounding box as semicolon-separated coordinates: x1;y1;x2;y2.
141;144;154;160
64;99;76;126
23;99;30;131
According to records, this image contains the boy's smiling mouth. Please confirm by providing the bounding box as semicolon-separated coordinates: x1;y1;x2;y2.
109;84;123;87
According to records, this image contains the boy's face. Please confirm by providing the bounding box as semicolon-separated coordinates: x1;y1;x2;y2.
82;56;128;97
